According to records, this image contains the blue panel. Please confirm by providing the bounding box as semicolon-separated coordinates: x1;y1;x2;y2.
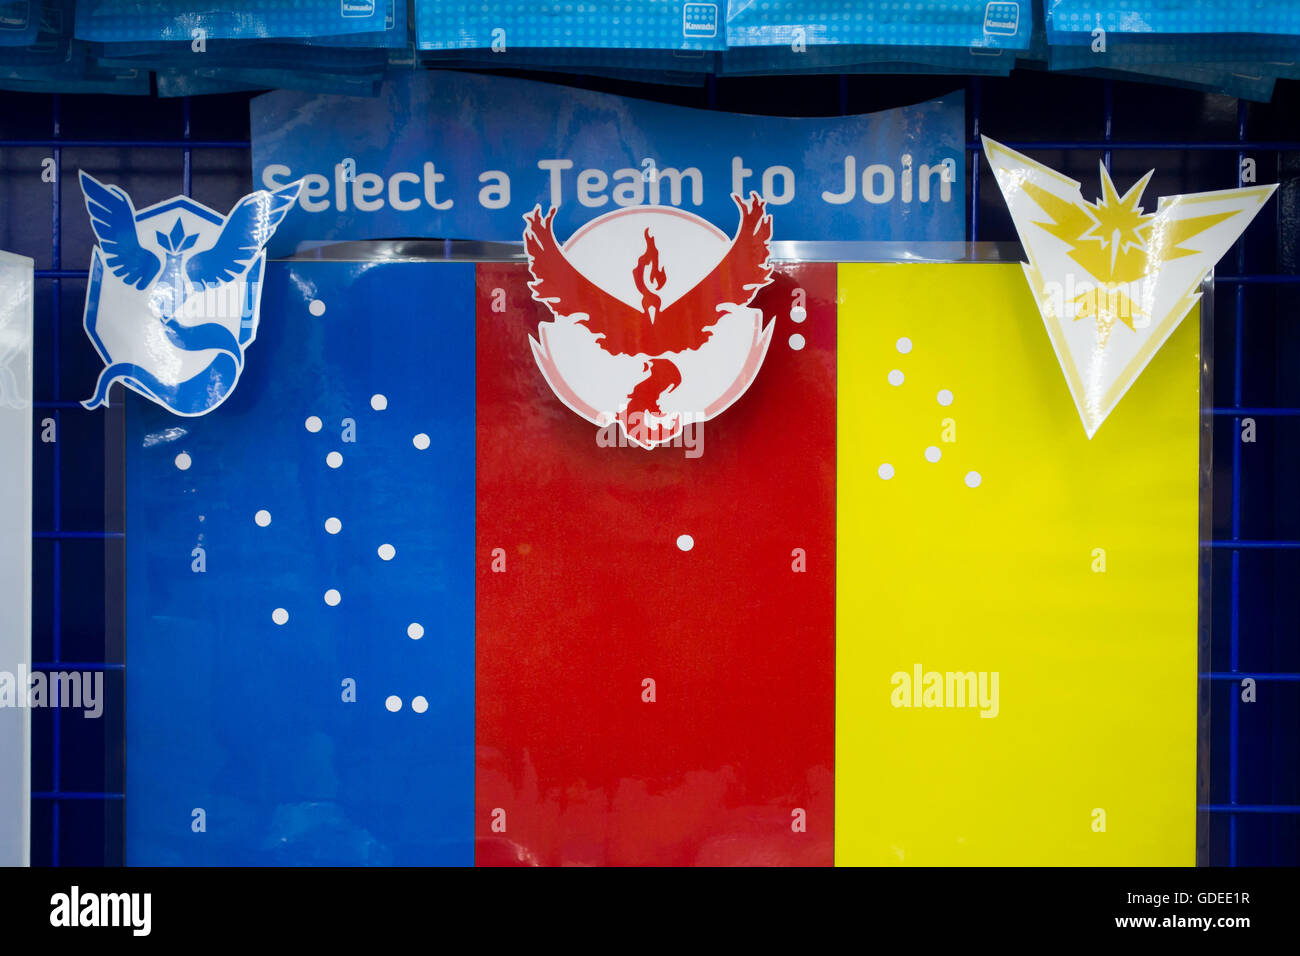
124;260;475;865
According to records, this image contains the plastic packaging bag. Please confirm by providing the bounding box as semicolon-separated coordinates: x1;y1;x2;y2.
0;0;41;46
0;0;68;67
1;18;150;95
299;0;406;50
416;0;727;52
73;0;391;42
154;64;382;96
726;0;1033;51
92;40;389;77
720;43;1016;76
1046;0;1300;46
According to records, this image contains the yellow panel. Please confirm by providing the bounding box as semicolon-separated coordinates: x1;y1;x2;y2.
835;262;1198;866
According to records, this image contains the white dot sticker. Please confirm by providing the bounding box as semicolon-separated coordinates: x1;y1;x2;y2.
896;337;913;354
412;696;429;714
254;509;271;527
965;471;982;488
324;589;341;606
324;517;342;535
305;416;322;433
878;463;895;480
174;452;191;471
888;369;904;386
271;608;289;626
790;306;808;323
407;623;424;640
788;333;806;351
378;543;396;561
412;433;431;450
326;451;343;469
937;389;954;406
371;394;387;411
924;446;941;463
385;695;402;713
308;299;326;317
676;534;694;552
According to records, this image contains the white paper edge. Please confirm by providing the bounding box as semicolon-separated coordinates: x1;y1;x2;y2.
0;249;32;867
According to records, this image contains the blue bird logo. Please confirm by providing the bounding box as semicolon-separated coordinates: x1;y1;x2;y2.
78;171;302;416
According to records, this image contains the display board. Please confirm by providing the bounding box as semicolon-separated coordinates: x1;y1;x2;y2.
124;255;1199;865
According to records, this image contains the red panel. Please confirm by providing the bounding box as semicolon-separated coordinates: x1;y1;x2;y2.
475;262;836;866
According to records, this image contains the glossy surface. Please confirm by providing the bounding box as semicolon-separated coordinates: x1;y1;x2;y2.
475;262;836;866
837;263;1198;864
126;261;475;864
120;257;1201;866
250;72;965;251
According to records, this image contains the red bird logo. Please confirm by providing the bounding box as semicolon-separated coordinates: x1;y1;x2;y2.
523;193;775;448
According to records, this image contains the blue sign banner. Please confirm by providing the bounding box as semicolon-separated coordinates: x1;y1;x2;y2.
251;71;965;252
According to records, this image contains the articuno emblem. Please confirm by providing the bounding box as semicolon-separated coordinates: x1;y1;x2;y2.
79;171;301;416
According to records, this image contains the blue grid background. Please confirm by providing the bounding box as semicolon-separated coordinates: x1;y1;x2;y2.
0;69;1295;866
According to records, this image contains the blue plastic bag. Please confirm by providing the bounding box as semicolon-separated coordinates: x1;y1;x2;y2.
92;40;389;75
1;53;150;93
74;0;390;42
300;0;406;49
727;0;1033;50
419;49;713;87
421;44;717;74
1040;0;1288;101
0;0;41;46
720;43;1016;76
155;65;383;96
416;0;727;52
0;0;68;64
1057;59;1278;102
1047;0;1300;44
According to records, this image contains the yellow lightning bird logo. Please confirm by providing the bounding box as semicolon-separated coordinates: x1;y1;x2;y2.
1023;164;1237;347
984;135;1275;438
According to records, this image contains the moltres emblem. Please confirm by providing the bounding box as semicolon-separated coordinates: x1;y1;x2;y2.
78;171;302;416
523;193;774;448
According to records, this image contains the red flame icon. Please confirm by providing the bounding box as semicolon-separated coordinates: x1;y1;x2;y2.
633;229;667;321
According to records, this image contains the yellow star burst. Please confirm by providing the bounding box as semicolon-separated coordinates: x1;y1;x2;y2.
1022;163;1241;347
1026;162;1155;285
1078;165;1154;280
